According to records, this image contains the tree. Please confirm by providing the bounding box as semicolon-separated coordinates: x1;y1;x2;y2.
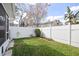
15;3;49;27
74;11;79;24
15;3;28;26
64;6;75;45
34;3;48;26
64;6;76;24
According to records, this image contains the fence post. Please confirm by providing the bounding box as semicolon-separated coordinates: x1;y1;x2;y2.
50;22;52;39
69;23;71;45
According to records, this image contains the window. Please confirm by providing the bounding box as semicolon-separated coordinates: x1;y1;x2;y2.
0;16;5;26
0;4;7;46
0;16;5;46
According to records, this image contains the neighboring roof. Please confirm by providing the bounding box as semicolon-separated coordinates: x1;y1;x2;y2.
40;20;62;25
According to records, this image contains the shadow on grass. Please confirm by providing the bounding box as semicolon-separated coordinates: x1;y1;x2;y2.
12;39;65;56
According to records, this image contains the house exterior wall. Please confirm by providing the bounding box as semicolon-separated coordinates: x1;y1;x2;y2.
0;4;7;46
0;4;9;56
0;3;15;56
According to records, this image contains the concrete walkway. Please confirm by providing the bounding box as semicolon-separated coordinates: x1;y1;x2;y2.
4;40;14;56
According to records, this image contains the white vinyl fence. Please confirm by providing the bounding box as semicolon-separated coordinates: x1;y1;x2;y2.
9;25;79;47
40;24;79;47
9;26;35;39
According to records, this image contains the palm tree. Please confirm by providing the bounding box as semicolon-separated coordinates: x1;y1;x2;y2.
64;6;79;45
64;6;74;45
74;11;79;24
64;6;75;25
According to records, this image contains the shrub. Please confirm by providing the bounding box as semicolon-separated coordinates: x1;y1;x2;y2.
35;29;41;37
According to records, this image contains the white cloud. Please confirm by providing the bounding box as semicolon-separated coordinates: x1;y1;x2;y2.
41;15;65;23
54;16;63;19
70;6;79;11
46;16;64;21
65;6;79;14
65;12;67;14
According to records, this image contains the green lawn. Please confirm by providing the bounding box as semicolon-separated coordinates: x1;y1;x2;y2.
12;37;79;56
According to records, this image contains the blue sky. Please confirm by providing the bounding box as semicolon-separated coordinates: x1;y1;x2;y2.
47;3;79;16
44;3;79;22
15;3;79;23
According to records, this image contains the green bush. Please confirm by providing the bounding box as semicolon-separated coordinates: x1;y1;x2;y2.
35;29;41;37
